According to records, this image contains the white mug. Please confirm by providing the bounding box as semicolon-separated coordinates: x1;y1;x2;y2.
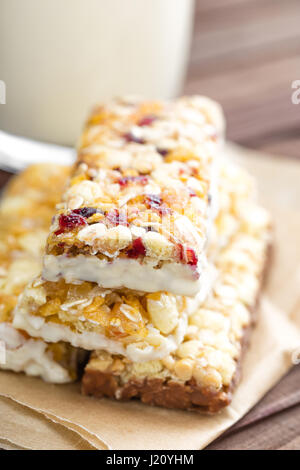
0;0;194;145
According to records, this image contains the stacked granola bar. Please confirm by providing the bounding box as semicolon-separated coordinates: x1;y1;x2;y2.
43;96;224;296
14;96;224;363
82;168;270;412
2;96;271;411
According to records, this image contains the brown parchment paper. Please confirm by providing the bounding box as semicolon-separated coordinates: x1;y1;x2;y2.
0;396;96;450
0;143;300;450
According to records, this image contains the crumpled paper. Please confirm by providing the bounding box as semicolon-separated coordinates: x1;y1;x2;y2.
0;143;299;450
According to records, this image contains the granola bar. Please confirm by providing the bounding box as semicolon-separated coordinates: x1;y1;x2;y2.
0;323;83;383
81;188;272;412
43;96;224;296
13;159;259;365
0;164;70;323
0;164;85;383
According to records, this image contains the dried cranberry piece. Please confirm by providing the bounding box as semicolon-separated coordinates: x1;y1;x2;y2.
145;194;171;216
106;209;129;227
127;237;146;258
124;132;145;144
138;115;157;127
55;212;87;235
187;188;197;197
73;207;100;218
156;148;169;157
145;194;162;207
177;244;198;266
118;175;149;187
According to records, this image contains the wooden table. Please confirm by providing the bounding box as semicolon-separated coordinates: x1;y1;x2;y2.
184;0;300;450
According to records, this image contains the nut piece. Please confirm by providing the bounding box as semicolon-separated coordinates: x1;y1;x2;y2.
185;325;199;340
66;180;104;204
177;340;200;359
143;231;173;260
205;350;236;386
193;364;222;390
78;224;132;253
147;293;179;335
88;351;113;372
174;358;194;381
68;195;84;210
132;360;163;377
161;355;175;370
103;226;132;252
190;309;230;333
78;223;107;245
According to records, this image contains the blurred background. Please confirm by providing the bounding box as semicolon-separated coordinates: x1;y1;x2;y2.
0;0;194;144
0;0;299;155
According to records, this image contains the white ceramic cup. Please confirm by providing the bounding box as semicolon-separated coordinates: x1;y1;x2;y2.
0;0;194;145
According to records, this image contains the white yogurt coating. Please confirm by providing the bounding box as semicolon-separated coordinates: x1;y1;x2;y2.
43;156;220;297
13;305;188;363
14;260;216;363
43;254;212;297
0;323;72;383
